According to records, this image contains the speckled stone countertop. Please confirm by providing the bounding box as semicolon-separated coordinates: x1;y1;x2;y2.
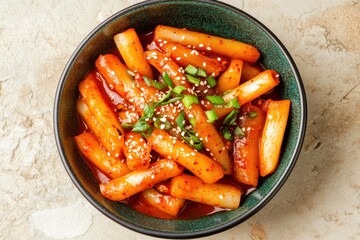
1;0;359;239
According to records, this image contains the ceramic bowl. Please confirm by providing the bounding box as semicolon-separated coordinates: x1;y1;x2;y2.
54;0;307;238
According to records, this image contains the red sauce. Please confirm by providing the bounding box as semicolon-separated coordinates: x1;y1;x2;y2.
76;30;276;220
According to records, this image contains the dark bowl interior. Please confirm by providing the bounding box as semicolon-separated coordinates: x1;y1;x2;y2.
54;0;306;238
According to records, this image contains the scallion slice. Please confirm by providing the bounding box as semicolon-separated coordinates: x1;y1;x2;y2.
248;111;258;119
185;74;201;85
205;95;226;105
182;95;199;108
185;65;198;76
189;117;196;127
176;111;186;128
172;85;186;95
154;118;171;130
121;123;134;129
205;109;218;123
223;109;239;125
206;76;217;88
132;121;151;133
162;72;174;88
226;97;241;109
196;68;207;77
143;76;152;86
141;127;154;138
143;76;166;90
143;103;155;119
234;126;245;138
221;127;233;141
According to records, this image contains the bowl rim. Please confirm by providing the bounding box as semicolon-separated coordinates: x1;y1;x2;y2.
54;0;307;238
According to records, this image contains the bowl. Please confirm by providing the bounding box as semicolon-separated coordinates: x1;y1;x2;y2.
54;0;307;238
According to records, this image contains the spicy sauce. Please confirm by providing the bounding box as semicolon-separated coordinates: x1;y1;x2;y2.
76;30;274;220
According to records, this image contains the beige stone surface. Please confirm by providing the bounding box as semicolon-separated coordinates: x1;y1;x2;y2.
0;0;359;239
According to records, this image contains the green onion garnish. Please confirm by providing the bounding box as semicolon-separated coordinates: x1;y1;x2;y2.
143;76;152;86
248;111;258;119
221;127;233;141
181;128;203;151
185;74;201;85
176;111;186;128
234;126;246;138
196;68;207;77
141;127;154;138
143;103;155;119
205;95;226;105
206;76;217;88
143;76;166;90
185;65;198;76
226;97;241;109
223;110;239;125
189;117;197;127
154;118;171;130
162;72;174;88
172;85;186;95
121;123;134;129
205;109;218;123
151;81;166;90
132;121;151;133
182;95;199;108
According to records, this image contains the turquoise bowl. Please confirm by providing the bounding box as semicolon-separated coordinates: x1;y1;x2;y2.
54;0;306;238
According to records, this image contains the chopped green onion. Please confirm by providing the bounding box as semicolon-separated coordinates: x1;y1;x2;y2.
176;111;186;128
196;68;207;77
185;74;201;85
223;110;239;125
189;117;197;127
205;109;218;123
226;97;241;109
185;65;198;76
141;127;154;138
151;81;166;90
182;95;199;108
143;76;152;86
181;128;203;151
234;126;245;138
221;127;233;141
121;123;134;129
162;72;174;88
172;85;186;95
160;96;182;105
132;121;151;133
248;111;258;119
143;76;166;90
154;118;171;130
143;103;155;119
205;95;226;105
206;76;217;88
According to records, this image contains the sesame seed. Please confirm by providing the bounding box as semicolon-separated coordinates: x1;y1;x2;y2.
202;62;206;67
172;46;177;50
176;57;182;61
206;46;212;51
181;35;185;40
199;43;204;47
